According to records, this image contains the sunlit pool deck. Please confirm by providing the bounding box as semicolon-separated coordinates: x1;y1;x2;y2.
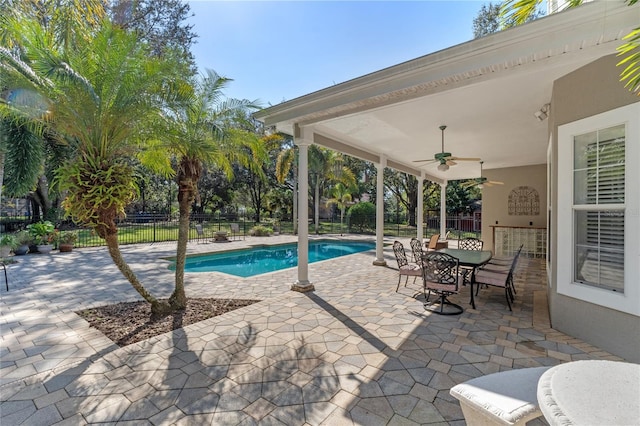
0;235;626;425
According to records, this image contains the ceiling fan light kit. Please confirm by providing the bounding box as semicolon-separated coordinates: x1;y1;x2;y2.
413;125;481;170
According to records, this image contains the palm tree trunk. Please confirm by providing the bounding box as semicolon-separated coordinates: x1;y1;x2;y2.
104;233;171;317
170;184;191;310
315;181;320;234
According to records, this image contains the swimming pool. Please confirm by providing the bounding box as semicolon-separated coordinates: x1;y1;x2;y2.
170;240;375;277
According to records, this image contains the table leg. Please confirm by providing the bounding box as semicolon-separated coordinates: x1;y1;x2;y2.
469;268;476;309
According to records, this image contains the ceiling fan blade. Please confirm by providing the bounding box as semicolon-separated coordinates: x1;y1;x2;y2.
449;156;482;162
489;180;504;185
413;159;437;163
446;160;457;166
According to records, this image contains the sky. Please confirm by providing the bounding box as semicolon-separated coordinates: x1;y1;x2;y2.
187;1;488;107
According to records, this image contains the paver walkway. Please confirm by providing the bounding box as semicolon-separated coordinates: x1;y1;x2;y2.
0;236;625;425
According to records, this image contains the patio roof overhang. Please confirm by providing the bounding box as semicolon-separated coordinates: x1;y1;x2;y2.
255;1;637;182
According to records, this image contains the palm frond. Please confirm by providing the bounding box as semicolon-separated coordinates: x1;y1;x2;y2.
617;27;640;95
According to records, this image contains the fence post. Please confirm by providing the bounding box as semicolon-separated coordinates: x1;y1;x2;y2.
153;219;156;243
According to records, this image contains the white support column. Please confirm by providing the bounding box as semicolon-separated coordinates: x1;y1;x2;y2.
292;130;314;292
417;173;424;242
440;181;447;238
373;156;387;266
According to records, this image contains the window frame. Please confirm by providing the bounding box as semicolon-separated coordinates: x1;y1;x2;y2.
557;103;640;316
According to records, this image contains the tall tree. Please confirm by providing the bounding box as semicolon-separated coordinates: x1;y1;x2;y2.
275;137;298;233
153;70;261;310
473;2;501;38
1;17;179;316
326;183;353;235
108;0;198;75
501;0;640;96
0;0;106;217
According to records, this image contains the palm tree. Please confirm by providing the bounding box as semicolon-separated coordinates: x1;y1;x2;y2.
275;140;298;234
326;183;353;235
500;0;639;96
0;0;106;215
1;17;179;316
157;70;262;310
308;147;356;234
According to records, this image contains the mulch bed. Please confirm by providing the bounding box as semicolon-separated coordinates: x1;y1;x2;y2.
76;298;260;347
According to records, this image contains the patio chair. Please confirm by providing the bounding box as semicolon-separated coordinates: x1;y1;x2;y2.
450;366;552;426
393;241;422;292
195;224;209;243
473;254;518;311
458;237;484;285
230;223;241;240
424;234;441;251
410;237;424;264
459;237;483;251
422;252;463;315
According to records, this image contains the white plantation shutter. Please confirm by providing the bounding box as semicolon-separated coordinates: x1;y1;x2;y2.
573;125;625;292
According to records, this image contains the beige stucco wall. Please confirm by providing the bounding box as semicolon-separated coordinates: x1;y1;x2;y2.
480;164;547;253
549;54;640;362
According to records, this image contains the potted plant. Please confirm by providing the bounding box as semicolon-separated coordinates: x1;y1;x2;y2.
0;234;18;257
58;231;78;252
27;221;57;254
14;231;32;255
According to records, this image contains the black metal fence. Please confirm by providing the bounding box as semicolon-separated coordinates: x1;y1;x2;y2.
0;211;481;248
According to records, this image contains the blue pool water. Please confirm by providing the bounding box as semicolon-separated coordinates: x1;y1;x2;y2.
170;240;375;277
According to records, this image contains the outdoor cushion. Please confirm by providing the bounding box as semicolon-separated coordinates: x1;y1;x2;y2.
399;264;422;276
450;366;551;426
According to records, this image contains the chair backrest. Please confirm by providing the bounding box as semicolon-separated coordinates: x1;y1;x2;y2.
422;252;460;290
230;223;240;233
427;234;441;250
459;237;483;251
410;238;423;264
195;224;204;236
393;241;409;268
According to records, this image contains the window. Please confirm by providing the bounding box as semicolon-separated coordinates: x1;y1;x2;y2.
573;125;625;292
557;103;639;315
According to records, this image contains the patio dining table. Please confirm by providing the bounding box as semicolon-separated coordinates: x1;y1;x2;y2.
439;248;492;309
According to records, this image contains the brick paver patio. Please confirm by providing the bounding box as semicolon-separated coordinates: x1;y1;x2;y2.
0;236;625;425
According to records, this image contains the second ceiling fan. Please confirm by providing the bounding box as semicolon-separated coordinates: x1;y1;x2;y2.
413;125;480;171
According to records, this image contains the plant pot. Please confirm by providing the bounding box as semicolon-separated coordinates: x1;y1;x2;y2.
59;243;73;253
14;245;29;256
37;244;53;254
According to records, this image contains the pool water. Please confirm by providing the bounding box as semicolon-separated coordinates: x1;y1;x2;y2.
170;240;375;277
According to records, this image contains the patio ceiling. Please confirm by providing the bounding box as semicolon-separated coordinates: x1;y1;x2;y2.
255;1;637;182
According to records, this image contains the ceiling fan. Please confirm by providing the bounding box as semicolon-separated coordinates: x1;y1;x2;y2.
461;161;504;188
413;125;481;171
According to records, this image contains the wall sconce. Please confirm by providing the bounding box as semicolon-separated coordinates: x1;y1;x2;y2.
535;103;550;121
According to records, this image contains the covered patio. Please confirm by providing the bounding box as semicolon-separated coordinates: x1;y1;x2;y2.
254;0;633;289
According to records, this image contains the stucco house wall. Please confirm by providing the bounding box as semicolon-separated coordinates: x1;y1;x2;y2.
480;164;547;253
549;54;640;362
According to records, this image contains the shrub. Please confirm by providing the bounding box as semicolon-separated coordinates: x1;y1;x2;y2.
249;225;273;236
15;231;33;246
0;234;18;249
59;231;78;245
347;202;376;232
27;221;58;245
